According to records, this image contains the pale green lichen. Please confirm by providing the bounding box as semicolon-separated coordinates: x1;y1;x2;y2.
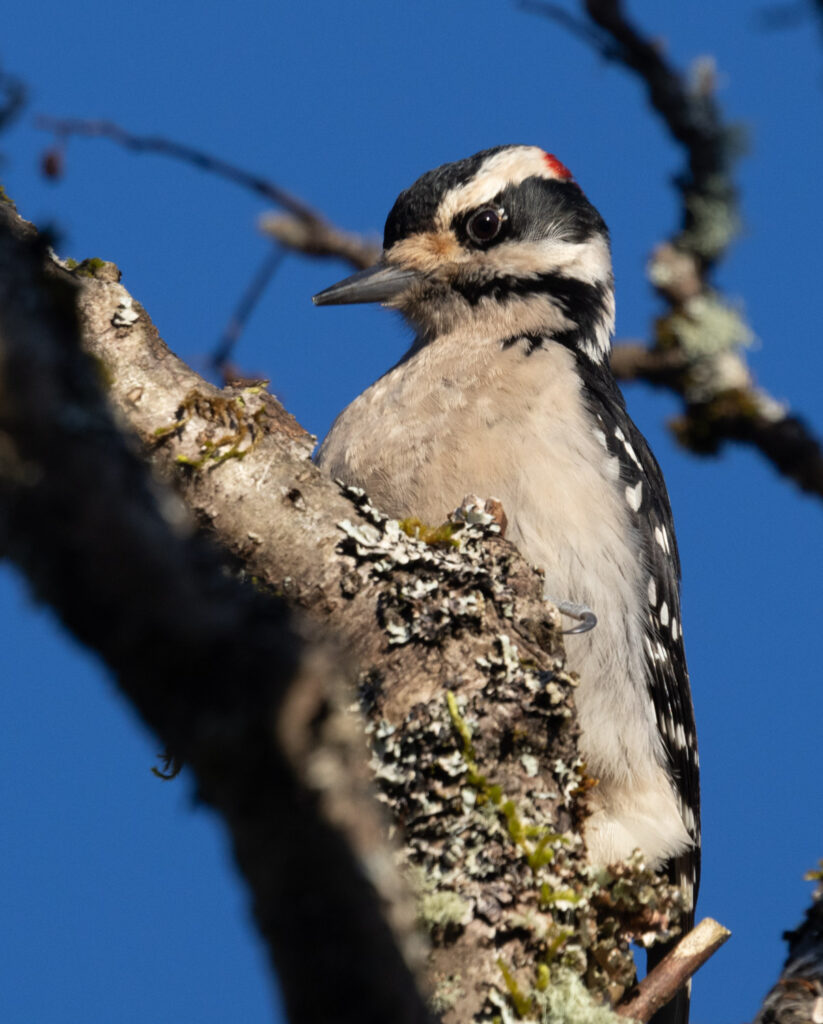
420;889;472;930
430;975;466;1015
536;967;625;1024
680;190;741;261
667;292;753;358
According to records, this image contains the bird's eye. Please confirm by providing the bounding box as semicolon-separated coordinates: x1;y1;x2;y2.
466;207;505;244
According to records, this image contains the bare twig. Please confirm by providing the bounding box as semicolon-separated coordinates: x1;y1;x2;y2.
259;211;380;269
36;115;379;271
582;0;741;267
617;918;731;1022
211;243;286;376
37;115;318;218
524;1;823;502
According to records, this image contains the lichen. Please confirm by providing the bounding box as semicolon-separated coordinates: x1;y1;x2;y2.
536;967;626;1024
339;484;683;1021
663;291;753;359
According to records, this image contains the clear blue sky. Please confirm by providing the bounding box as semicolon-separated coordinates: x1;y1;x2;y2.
2;3;821;1022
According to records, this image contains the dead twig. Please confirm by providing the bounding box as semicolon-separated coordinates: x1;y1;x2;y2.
525;0;823;503
617;918;731;1022
36;115;379;271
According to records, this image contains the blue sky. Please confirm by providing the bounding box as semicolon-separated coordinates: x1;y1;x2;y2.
2;3;821;1022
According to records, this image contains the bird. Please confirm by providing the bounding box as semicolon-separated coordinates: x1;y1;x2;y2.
312;145;699;1024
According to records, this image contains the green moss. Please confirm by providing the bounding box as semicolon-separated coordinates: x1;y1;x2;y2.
804;859;823;882
157;389;270;469
399;516;460;547
446;690;476;760
497;958;533;1018
539;882;580;908
0;183;17;210
72;257;112;279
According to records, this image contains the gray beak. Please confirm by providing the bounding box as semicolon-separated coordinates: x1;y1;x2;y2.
312;261;421;306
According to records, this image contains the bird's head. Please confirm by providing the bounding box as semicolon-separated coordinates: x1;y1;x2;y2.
313;145;615;363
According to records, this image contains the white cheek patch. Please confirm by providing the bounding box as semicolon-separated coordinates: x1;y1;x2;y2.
478;235;612;288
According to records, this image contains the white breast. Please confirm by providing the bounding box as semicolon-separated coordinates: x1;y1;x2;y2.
318;333;691;867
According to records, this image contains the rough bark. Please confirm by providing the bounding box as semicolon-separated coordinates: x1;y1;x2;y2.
0;197;692;1023
754;883;823;1024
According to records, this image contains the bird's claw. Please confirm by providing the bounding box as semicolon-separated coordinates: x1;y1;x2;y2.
556;601;598;635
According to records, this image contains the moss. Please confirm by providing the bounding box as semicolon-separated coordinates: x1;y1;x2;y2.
72;257;118;280
399;516;461;547
156;388;270;469
497;958;533;1019
0;183;17;210
804;859;823;883
447;692;571;876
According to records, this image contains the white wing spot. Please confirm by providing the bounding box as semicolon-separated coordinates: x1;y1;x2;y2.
654;526;665;550
614;426;625;442
656;642;669;662
671;617;679;641
675;723;687;749
660;601;669;627
625;480;643;512
623;441;642;468
682;804;696;833
647;577;657;606
643;635;655;660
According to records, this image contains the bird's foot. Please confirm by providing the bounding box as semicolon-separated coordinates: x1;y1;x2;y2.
555;601;598;635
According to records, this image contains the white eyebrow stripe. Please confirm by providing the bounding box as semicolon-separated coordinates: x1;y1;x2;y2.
437;147;566;227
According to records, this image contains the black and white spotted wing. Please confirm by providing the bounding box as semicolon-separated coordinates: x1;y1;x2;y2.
579;362;701;907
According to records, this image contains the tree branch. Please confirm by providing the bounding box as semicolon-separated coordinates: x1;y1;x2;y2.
617;918;731;1022
0;200;433;1024
754;879;823;1024
520;1;823;504
0;191;712;1022
36;116;380;271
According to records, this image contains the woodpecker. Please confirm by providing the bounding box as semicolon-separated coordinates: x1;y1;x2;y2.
313;145;699;1024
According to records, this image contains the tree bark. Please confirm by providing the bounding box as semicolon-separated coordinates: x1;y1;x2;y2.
0;198;702;1023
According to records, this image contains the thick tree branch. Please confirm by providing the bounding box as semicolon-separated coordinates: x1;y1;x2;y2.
0;201;433;1024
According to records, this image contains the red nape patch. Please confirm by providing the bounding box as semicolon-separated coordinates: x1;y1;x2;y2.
542;152;573;180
